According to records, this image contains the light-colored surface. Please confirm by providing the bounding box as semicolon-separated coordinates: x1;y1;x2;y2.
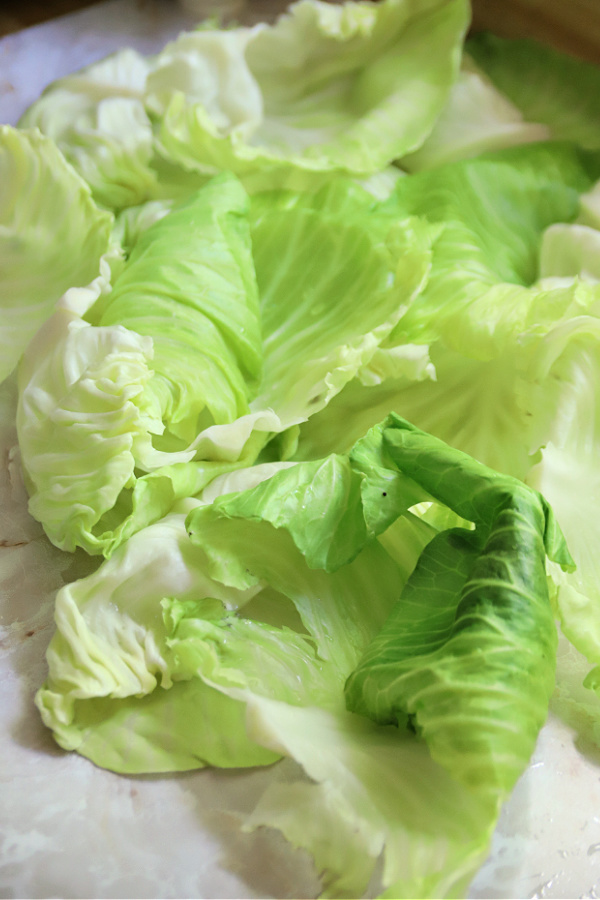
2;3;600;898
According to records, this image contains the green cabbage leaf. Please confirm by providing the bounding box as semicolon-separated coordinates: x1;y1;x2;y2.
17;174;268;556
150;0;470;186
0;126;112;384
19;50;162;210
400;56;550;172
468;33;600;151
295;143;600;481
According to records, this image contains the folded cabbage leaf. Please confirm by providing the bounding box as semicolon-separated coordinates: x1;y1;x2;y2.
345;415;573;808
149;0;470;185
17;173;268;556
89;175;263;444
384;142;598;348
248;180;433;427
0;126;112;384
523;303;600;705
19;49;161;210
399;56;550;172
295;143;600;481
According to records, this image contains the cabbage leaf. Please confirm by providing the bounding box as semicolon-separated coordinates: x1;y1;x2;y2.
149;0;470;184
295;144;600;480
0;126;112;384
468;33;600;151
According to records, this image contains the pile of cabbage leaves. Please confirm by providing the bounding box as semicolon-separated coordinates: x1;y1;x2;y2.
3;0;600;895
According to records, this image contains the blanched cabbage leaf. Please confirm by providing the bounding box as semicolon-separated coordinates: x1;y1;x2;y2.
524;306;600;700
345;416;572;807
384;142;597;348
295;143;600;480
248;180;433;427
17;174;269;556
19;50;161;210
0;126;112;384
150;0;470;186
400;56;550;172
